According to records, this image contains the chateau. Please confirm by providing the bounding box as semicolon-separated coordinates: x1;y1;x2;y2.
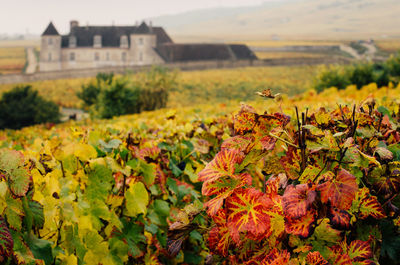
39;21;256;72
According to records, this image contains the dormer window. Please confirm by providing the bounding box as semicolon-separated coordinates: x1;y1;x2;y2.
69;36;77;48
120;35;128;48
93;35;102;48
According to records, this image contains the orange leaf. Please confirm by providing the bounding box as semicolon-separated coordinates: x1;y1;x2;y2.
260;249;290;265
327;206;351;230
306;251;329;265
282;183;316;219
347;240;373;262
198;149;242;184
285;210;316;238
234;105;258;135
318;169;358;210
226;188;272;243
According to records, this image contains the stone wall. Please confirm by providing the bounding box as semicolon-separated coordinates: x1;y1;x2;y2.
0;57;350;85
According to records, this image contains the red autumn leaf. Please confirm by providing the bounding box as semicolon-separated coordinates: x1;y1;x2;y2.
221;136;254;153
0;217;13;258
285;210;316;238
282;183;317;218
226;188;272;243
234;105;258;135
327;206;351;230
354;188;386;219
347;240;373;262
198;149;242;184
318;169;358;210
260;135;278;151
260;249;290;265
202;173;252;216
369;163;400;195
306;251;329;265
208;226;231;257
280;146;302;180
332;254;352;265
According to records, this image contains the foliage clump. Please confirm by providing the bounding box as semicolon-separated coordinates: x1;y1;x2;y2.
77;67;176;118
314;53;400;92
169;98;400;264
0;85;60;129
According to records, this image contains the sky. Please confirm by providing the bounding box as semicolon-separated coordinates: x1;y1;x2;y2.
0;0;272;35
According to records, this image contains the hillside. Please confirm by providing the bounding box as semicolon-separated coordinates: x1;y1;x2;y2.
151;0;400;41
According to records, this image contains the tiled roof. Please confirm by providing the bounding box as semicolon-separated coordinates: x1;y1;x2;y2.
61;22;172;48
42;22;60;36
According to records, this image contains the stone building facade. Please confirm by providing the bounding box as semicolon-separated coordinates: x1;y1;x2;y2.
39;21;257;72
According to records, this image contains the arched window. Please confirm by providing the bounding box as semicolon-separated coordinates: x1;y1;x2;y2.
120;35;128;48
70;52;75;61
94;52;100;61
122;52;127;62
93;35;102;48
69;36;77;48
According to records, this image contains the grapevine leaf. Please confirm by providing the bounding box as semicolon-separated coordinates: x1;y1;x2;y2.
0;150;30;197
221;136;253;153
0;216;13;258
369;163;400;195
282;183;316;218
234;105;258;135
125;182;149;217
74;143;98;161
5;193;24;230
332;253;352;265
327;207;351;230
306;251;329;265
318;169;358;210
347;240;373;261
226;188;272;243
375;147;393;160
285;210;316;238
280;146;302;180
203;173;251;216
352;188;386;219
198;149;242;184
313;218;341;244
208;226;230;257
260;248;290;265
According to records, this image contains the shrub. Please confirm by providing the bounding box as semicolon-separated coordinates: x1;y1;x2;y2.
0;85;60;129
348;63;376;89
78;67;175;119
314;65;350;93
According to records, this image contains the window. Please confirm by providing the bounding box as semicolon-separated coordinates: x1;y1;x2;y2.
48;53;52;61
48;38;53;45
139;52;143;61
69;52;75;61
94;52;100;61
93;35;102;48
120;35;128;48
69;36;77;48
122;52;126;62
138;38;143;45
106;52;110;61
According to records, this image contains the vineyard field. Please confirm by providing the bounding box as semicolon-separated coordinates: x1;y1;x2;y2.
1;80;400;264
0;65;318;108
0;47;26;74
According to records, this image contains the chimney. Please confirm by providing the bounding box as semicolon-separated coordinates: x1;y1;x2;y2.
70;20;79;30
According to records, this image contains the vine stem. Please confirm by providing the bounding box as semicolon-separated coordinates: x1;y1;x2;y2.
268;132;299;149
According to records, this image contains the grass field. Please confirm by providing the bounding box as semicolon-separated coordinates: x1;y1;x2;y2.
255;51;327;59
376;39;400;53
240;40;342;47
0;65;319;108
0;47;26;74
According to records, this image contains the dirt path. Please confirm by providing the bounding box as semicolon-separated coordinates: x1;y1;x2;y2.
339;44;361;59
25;47;37;74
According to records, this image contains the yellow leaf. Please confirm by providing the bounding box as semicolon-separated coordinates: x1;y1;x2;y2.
74;143;97;161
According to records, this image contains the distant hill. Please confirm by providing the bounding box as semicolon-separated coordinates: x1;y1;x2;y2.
151;0;400;41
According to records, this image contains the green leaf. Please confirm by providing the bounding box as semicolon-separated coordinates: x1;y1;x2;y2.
140;160;156;186
0;150;30;197
28;234;53;265
154;200;170;216
126;182;149;217
28;201;44;229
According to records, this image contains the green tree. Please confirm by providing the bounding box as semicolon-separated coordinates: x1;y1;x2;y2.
0;85;60;129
